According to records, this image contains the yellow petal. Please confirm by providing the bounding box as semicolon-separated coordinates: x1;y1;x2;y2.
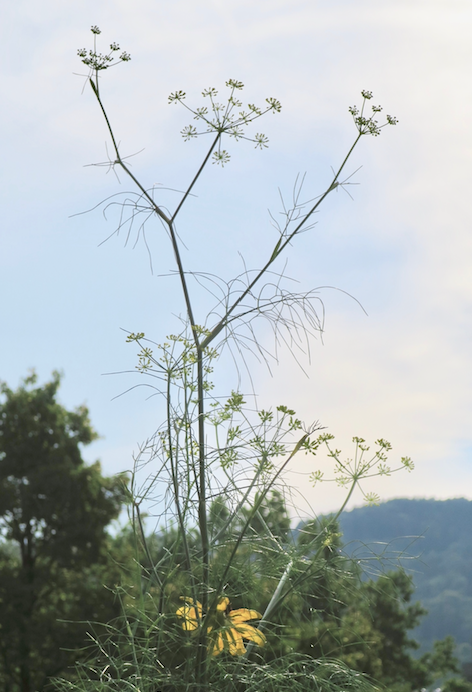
176;598;202;631
178;609;198;631
229;608;261;623
216;596;230;611
234;623;266;647
211;633;225;656
175;605;192;620
226;629;246;656
177;597;203;614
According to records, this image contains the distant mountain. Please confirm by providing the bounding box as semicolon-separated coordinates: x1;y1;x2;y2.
336;498;472;662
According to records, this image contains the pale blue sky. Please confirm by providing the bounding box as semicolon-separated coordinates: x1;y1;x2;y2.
1;0;472;517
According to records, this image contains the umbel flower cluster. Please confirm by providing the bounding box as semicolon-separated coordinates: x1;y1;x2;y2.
77;25;130;73
176;596;266;656
349;89;398;136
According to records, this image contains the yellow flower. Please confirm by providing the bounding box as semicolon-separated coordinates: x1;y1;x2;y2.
176;598;203;631
176;596;266;656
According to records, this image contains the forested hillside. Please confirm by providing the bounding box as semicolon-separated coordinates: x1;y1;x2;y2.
337;498;472;662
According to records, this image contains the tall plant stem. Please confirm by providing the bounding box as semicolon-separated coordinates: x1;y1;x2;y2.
88;78;198;337
90;77;222;691
171;132;222;223
195;350;209;691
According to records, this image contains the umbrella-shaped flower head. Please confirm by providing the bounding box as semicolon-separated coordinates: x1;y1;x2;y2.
176;596;266;656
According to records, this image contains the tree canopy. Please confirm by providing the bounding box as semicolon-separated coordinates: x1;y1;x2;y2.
0;371;127;692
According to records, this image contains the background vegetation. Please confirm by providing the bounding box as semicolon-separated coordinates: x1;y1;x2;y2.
337;498;472;663
0;374;471;691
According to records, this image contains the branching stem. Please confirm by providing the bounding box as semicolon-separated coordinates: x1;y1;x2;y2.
200;133;363;350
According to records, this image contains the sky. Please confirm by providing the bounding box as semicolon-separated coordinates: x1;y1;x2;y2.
1;0;472;520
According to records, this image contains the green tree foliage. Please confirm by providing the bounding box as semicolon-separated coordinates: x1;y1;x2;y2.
135;486;466;692
360;571;430;691
338;498;472;663
241;490;291;544
443;678;472;692
287;519;466;692
0;371;127;692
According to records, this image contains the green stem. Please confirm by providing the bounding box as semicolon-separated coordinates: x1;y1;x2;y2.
210;455;286;553
254;474;359;623
88;78;199;339
195;349;209;691
211;432;310;611
200;133;363;350
134;502;163;589
243;557;294;659
166;373;199;610
171;132;222;223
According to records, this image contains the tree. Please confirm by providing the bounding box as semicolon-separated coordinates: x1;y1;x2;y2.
360;571;430;690
241;490;291;544
0;371;127;692
281;515;464;692
119;493;465;692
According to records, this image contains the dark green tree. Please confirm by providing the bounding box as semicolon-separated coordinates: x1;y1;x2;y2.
288;528;464;692
242;489;291;544
443;678;472;692
360;570;430;690
0;371;127;692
